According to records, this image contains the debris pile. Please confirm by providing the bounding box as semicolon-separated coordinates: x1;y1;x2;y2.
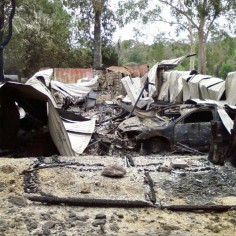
0;55;235;167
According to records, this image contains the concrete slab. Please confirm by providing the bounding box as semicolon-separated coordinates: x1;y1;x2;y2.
35;156;151;204
20;155;236;208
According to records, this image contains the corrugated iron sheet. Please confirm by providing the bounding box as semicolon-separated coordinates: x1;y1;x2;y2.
106;66;131;75
125;64;149;78
54;68;93;83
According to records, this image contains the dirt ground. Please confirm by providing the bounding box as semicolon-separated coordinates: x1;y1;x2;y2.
0;155;236;236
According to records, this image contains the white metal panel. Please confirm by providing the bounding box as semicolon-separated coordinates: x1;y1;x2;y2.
147;62;158;96
159;55;187;66
217;108;234;134
182;74;194;101
173;72;191;103
225;71;236;105
169;71;191;103
51;80;91;97
121;76;153;109
31;68;54;86
158;71;171;101
48;101;75;156
26;77;57;107
207;81;225;101
199;77;223;100
62;117;95;154
188;75;211;99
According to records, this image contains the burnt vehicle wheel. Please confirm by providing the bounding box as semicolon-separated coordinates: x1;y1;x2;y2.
144;138;170;154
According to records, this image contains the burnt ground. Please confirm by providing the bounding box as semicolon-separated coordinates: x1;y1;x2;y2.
162;163;236;205
0;155;236;236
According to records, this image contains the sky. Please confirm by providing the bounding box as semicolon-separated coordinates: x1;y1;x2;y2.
112;21;173;44
109;0;174;45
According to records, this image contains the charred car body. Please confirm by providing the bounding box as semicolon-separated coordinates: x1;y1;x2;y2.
116;104;228;154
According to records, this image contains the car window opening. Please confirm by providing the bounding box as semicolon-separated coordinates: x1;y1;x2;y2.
184;111;213;123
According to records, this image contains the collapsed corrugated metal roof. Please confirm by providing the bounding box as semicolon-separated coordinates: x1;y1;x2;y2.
158;71;191;102
119;56;191;110
0;69;96;156
27;69;58;107
30;69;96;155
159;55;188;67
0;81;48;122
159;70;225;103
124;64;149;78
54;68;93;83
50;78;98;99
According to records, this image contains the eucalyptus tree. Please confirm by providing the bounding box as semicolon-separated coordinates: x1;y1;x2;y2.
0;0;15;81
159;0;236;74
118;0;236;74
62;0;116;68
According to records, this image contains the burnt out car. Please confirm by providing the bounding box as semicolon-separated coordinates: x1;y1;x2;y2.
116;104;218;153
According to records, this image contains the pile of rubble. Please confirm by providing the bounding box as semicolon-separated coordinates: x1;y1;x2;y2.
0;55;236;168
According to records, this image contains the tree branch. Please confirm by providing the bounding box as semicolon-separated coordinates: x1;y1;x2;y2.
150;18;190;32
159;0;199;29
0;0;16;47
205;14;217;40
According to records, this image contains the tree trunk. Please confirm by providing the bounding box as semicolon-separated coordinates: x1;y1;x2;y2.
188;22;196;71
93;10;102;68
190;44;196;71
0;47;3;81
0;0;16;82
197;1;207;74
0;1;4;35
0;1;5;81
198;31;207;74
93;0;105;68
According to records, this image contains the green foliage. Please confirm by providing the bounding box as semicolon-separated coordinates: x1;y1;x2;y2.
117;0;160;26
118;40;148;66
147;42;165;64
4;0;94;77
102;44;118;67
218;62;234;79
3;0;65;75
117;39;192;69
3;0;119;76
62;0;117;67
207;36;236;77
62;0;116;48
117;35;236;76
